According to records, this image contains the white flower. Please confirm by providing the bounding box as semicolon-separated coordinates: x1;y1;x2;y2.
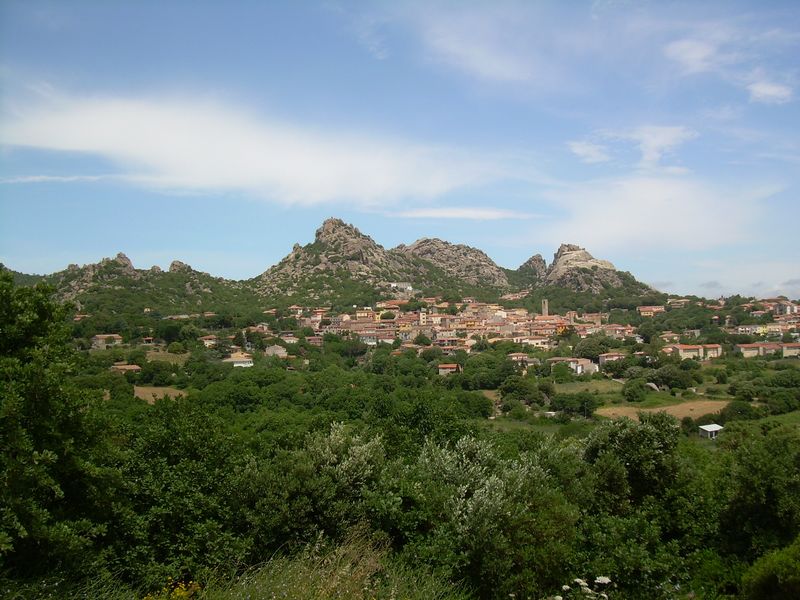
594;576;612;585
553;596;563;600
574;578;587;587
562;585;571;591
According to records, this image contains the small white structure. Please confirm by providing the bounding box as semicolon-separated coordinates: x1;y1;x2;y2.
699;423;724;440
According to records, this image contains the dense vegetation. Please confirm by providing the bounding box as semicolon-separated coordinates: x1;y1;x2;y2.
2;273;799;599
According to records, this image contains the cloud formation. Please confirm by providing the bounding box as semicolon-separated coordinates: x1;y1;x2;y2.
1;92;504;205
394;207;538;220
747;80;793;104
567;141;610;164
611;126;698;168
540;174;766;252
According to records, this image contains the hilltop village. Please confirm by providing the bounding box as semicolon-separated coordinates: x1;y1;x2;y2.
89;293;800;375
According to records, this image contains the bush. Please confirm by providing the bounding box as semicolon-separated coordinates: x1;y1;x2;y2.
741;534;800;599
622;378;648;403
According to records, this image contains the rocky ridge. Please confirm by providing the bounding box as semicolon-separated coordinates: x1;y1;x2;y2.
6;218;655;309
252;218;467;298
393;238;509;288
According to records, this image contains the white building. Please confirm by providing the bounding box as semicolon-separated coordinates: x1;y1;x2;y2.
699;424;723;440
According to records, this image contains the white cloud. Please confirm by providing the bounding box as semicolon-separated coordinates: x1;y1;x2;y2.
747;80;793;104
0;92;506;206
540;174;771;252
664;38;720;74
609;125;697;167
394;207;538;220
419;11;535;82
0;174;116;184
567;140;610;164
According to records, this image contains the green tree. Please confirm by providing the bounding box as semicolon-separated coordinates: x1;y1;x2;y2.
0;273;115;577
622;378;649;403
741;534;800;599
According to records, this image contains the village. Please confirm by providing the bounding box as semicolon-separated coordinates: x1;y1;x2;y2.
90;293;800;375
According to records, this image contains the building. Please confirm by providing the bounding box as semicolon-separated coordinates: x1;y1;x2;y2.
598;352;625;366
735;342;782;358
699;424;723;440
547;357;599;375
507;352;531;367
223;352;253;368
437;363;462;376
264;345;288;358
637;305;666;317
91;333;123;349
199;334;217;348
662;344;703;360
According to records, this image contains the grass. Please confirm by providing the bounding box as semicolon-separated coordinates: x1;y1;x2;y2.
555;379;623;394
38;530;466;600
134;386;185;404
146;350;190;365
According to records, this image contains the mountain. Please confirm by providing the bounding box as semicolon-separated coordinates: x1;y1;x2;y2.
22;253;260;315
5;218;656;310
512;243;653;295
393;238;509;288
251;218;480;303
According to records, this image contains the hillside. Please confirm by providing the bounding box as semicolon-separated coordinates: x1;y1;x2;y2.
25;253;262;315
393;238;509;288
509;243;654;295
5;218;657;310
251;218;485;305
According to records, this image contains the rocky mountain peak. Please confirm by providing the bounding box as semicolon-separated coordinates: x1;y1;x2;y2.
169;260;192;273
395;238;509;288
518;253;547;280
316;218;369;243
549;243;615;273
114;252;134;269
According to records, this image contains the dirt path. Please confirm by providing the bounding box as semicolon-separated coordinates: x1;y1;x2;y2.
597;399;730;421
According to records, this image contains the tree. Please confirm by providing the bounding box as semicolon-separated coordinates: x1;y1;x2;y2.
380;311;395;320
413;333;431;346
0;273;114;577
741;534;800;599
622;378;649;403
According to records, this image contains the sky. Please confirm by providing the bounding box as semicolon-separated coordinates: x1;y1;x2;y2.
1;0;798;299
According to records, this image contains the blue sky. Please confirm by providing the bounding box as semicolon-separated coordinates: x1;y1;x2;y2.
1;0;798;298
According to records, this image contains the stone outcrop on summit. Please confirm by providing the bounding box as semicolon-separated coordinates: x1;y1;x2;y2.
393;238;509;288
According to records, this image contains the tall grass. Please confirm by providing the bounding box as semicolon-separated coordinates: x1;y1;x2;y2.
28;529;468;600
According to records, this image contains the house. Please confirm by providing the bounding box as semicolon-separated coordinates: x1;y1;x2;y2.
598;352;625;366
637;305;666;317
264;345;288;358
667;298;691;309
437;363;462;376
91;333;123;349
507;352;531;366
735;342;782;358
199;334;217;348
223;352;253;368
781;343;800;358
699;424;723;440
547;357;598;375
703;344;723;359
279;332;298;344
662;344;703;360
305;335;323;347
